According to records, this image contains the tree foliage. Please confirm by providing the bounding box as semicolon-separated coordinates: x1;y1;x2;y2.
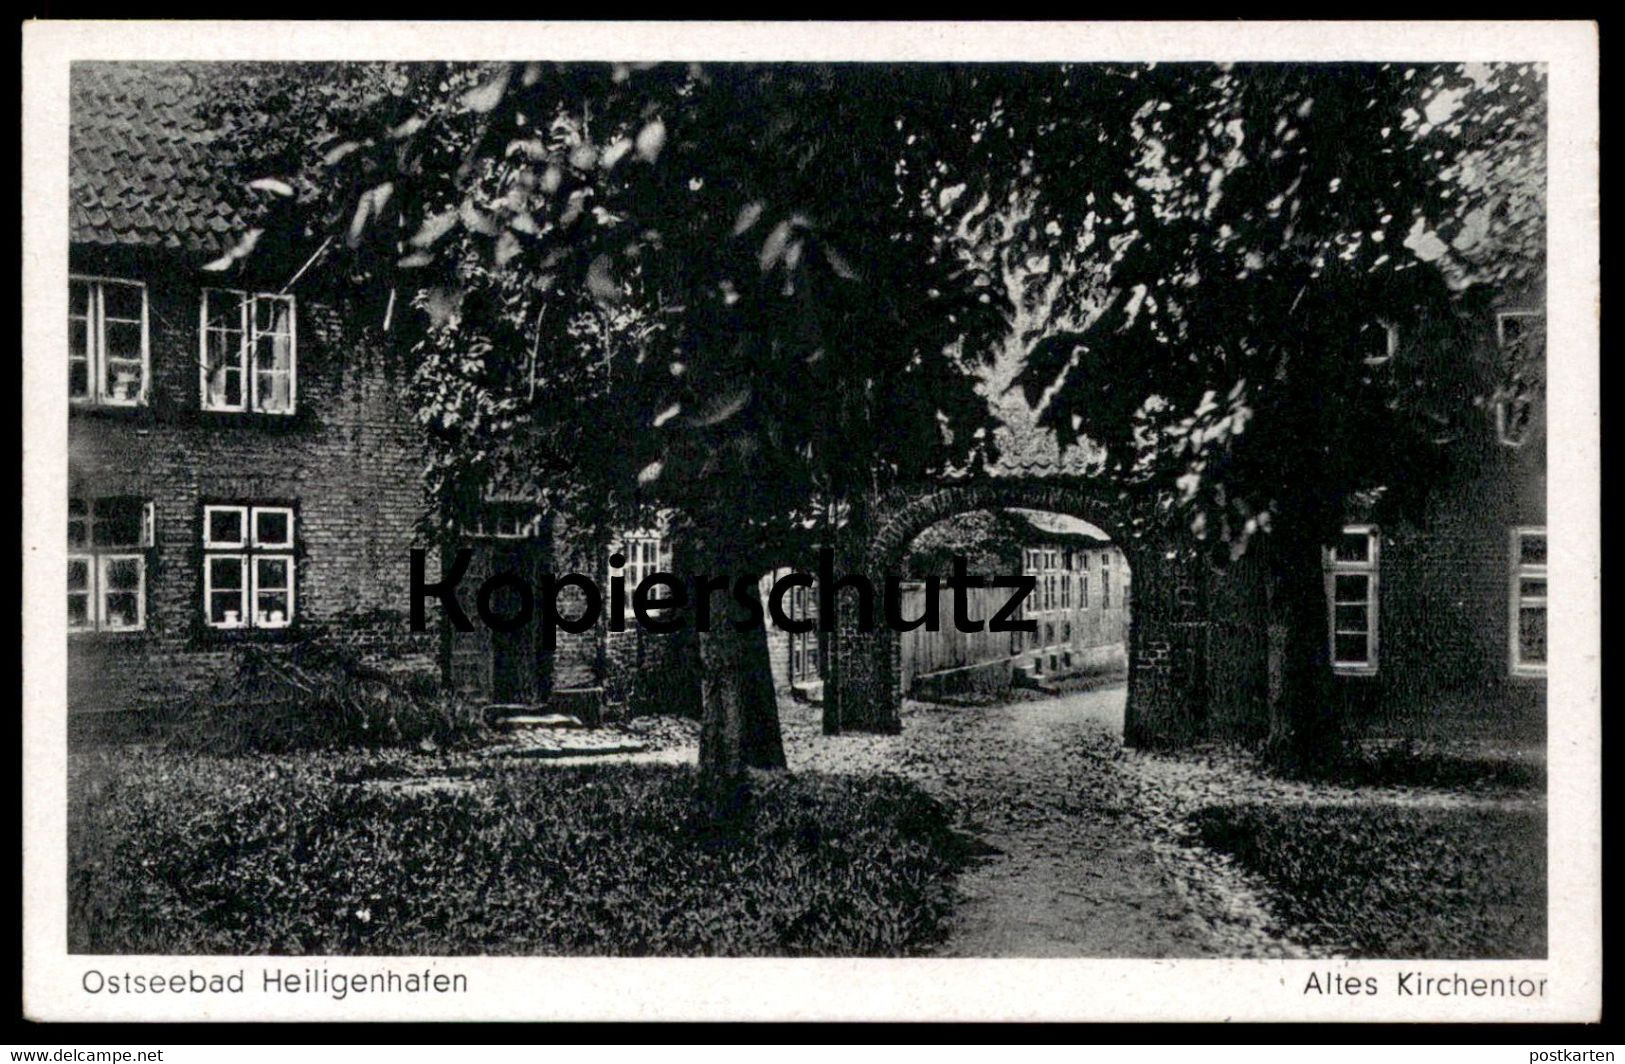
208;60;1542;557
207;63;1025;558
1004;63;1546;558
201;60;1546;774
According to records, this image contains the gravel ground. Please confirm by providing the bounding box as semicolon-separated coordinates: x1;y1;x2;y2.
779;686;1287;957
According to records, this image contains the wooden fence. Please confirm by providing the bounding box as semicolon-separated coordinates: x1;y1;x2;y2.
897;583;1019;692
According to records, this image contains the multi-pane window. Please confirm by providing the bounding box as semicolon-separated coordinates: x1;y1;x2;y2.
203;504;296;629
200;289;297;414
1021;549;1042;647
1101;553;1113;610
1324;525;1380;673
69;277;149;406
788;582;820;683
472;499;540;539
620;532;673;618
68;496;153;632
1495;312;1544;447
1510;527;1547;676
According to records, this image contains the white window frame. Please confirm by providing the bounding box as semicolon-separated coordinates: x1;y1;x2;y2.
1509;526;1548;678
203;504;296;630
203;554;249;630
472;500;541;540
619;530;673;619
199;289;299;415
1324;524;1380;675
251;554;297;630
788;581;819;683
67;497;154;633
69;276;150;407
96;553;147;631
253;506;295;550
1361;319;1398;366
67;554;94;633
203;505;249;549
1494;311;1544;448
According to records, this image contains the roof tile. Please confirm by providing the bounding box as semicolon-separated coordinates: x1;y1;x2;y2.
69;62;254;253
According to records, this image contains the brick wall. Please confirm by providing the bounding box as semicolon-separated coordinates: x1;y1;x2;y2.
1328;287;1547;739
1199;550;1272;742
1330;464;1546;738
66;249;438;721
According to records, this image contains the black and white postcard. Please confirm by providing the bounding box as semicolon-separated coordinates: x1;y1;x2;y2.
20;19;1600;1023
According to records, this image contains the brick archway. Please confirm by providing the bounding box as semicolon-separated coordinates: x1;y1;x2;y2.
862;478;1131;575
825;476;1214;746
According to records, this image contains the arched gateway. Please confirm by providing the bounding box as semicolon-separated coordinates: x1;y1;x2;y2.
822;476;1269;748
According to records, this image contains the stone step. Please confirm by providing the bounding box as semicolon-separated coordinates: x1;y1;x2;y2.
791;680;825;705
488;709;586;730
500;741;650;760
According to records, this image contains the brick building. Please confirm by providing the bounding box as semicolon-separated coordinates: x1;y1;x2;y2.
441;507;689;720
66;63;439;730
65;63;697;730
1009;511;1131;684
1321;282;1547;739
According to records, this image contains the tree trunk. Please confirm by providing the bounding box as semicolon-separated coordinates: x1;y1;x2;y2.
1264;529;1344;775
691;536;786;815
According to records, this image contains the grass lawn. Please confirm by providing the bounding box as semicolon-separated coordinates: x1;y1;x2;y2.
69;749;974;956
1192;800;1546;959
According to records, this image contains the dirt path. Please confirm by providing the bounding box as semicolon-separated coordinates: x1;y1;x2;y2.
779;686;1236;958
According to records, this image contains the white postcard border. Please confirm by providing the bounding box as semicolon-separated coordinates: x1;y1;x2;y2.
21;19;1601;1024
